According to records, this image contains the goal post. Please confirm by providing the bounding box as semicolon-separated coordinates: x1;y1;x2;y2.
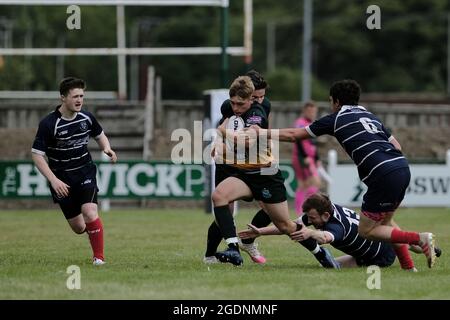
0;1;227;6
0;0;253;97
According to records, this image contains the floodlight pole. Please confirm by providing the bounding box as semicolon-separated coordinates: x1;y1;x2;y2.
117;5;127;100
0;0;243;92
447;13;450;97
302;0;312;102
244;0;253;69
220;0;229;87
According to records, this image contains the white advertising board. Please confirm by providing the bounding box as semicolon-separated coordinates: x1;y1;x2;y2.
327;150;450;207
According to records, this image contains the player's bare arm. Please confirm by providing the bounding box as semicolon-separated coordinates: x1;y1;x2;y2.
277;127;311;142
95;132;117;163
238;223;283;239
249;126;311;142
290;227;333;245
389;136;402;151
217;117;229;136
31;153;70;197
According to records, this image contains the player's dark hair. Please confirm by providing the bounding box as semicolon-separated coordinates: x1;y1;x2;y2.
59;77;86;96
302;193;333;215
329;79;360;106
245;70;268;90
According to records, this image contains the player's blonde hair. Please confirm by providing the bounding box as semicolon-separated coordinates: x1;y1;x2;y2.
229;76;255;100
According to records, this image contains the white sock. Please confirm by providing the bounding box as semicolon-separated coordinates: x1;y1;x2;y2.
311;244;321;255
225;237;239;245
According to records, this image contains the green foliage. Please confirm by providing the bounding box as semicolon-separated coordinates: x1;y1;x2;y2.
265;67;328;101
0;1;449;97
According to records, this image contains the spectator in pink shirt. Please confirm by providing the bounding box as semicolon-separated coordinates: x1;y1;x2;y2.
292;102;322;216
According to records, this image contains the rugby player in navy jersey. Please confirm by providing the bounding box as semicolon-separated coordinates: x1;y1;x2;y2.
240;193;439;268
241;193;396;268
250;79;437;270
31;77;117;266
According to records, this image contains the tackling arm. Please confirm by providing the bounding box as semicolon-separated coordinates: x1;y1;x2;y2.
249;126;312;142
309;230;334;244
277;127;311;142
290;227;334;245
238;223;284;240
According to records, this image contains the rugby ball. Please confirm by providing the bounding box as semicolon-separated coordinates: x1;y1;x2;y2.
227;115;245;131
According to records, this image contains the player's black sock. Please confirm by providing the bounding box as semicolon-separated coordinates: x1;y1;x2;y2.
299;237;327;260
214;205;238;246
227;242;240;251
241;209;272;244
205;221;222;257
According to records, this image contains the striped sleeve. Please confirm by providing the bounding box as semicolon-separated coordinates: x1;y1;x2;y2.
86;112;103;138
31;120;51;155
307;113;336;137
323;221;345;243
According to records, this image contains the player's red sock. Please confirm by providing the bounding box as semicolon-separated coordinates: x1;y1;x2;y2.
86;218;104;261
394;244;415;270
391;228;420;245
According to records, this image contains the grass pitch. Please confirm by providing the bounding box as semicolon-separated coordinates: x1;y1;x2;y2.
0;206;449;300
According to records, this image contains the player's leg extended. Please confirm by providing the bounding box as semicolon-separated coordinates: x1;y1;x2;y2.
386;216;416;270
244;204;272;245
56;190;86;234
409;244;442;257
81;201;104;265
260;201;297;235
389;219;442;258
204;202;236;263
359;213;435;269
212;177;252;265
297;234;340;269
204;222;222;263
60;196;89;238
67;214;86;234
239;203;271;264
63;192;103;266
358;168;436;268
204;163;237;263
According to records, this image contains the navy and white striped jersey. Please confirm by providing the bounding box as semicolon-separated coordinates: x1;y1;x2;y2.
305;105;409;185
299;204;391;261
32;106;103;172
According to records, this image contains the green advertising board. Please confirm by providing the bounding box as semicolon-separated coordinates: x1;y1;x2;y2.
0;161;298;199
